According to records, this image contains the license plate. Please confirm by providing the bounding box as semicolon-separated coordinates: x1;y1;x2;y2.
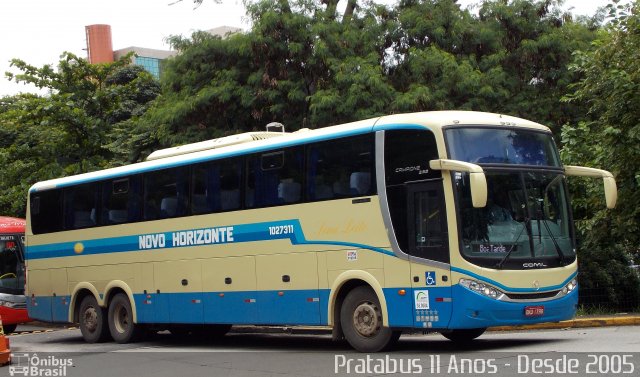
525;305;544;317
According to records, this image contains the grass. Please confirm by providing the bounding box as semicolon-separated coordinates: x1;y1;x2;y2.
576;304;640;316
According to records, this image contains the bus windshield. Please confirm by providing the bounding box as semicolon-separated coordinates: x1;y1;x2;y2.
446;127;561;167
453;170;575;269
446;126;574;269
0;236;25;295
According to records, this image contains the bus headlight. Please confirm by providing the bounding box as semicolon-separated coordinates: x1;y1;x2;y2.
459;278;504;300
561;278;578;295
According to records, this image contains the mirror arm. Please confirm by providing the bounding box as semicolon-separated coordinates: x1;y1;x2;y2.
430;159;487;208
565;165;617;209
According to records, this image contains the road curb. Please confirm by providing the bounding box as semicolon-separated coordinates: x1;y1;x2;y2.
489;316;640;332
231;316;640;335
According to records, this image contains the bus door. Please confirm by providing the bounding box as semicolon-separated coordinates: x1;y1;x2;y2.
407;180;453;329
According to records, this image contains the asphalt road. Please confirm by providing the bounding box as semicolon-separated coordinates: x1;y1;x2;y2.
4;325;640;377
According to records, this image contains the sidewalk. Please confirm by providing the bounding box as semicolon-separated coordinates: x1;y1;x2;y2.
489;313;640;332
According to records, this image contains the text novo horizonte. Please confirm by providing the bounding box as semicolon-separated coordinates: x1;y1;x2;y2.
138;227;235;250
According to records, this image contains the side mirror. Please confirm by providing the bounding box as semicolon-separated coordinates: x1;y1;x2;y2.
430;159;487;208
564;166;617;209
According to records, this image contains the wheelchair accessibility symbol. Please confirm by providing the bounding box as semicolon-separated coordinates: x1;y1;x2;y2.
425;271;436;286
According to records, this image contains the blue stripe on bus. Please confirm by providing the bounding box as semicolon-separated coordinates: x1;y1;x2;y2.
29;285;577;329
29;123;428;192
451;266;578;293
30;288;427;327
26;219;395;260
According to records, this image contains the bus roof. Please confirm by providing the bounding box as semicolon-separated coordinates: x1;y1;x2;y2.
29;111;550;192
0;216;26;233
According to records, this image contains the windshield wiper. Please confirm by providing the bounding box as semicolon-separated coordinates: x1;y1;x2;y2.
534;196;567;265
495;218;529;269
539;216;567;265
541;175;568;265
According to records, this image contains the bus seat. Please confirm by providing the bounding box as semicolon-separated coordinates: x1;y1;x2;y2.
73;211;95;228
350;172;371;195
221;190;240;210
278;181;301;203
108;210;128;223
160;197;178;218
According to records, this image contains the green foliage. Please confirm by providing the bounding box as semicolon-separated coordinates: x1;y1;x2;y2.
0;53;160;216
561;0;640;310
144;0;597;150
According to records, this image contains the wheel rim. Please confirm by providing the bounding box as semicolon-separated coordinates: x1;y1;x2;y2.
114;302;130;334
83;306;98;333
352;301;381;337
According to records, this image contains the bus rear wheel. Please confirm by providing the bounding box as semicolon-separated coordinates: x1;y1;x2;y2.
441;328;486;343
340;286;399;352
108;293;141;343
79;295;111;343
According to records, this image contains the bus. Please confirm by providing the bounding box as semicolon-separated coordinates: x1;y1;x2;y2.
0;216;29;334
24;111;616;352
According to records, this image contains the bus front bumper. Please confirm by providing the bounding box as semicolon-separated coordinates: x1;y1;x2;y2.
447;285;579;329
0;306;31;325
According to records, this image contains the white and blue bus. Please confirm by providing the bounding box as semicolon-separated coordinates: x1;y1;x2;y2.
25;111;616;352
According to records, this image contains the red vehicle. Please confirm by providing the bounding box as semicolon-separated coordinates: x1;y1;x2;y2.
0;216;29;333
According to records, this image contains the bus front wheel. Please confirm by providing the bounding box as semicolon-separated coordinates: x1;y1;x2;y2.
108;293;141;343
340;286;399;352
79;295;111;343
441;328;486;342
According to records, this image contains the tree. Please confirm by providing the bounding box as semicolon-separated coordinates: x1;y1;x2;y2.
143;0;599;150
0;53;160;216
561;0;640;310
389;0;598;133
146;0;395;148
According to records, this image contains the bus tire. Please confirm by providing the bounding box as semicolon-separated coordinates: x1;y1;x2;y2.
108;293;140;343
340;286;398;352
2;323;17;334
441;328;486;342
79;295;111;343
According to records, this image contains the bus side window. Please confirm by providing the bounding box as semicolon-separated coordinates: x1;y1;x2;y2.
307;134;375;201
247;148;303;208
144;168;189;221
219;160;242;211
64;183;99;230
191;159;242;214
102;177;142;225
30;190;64;234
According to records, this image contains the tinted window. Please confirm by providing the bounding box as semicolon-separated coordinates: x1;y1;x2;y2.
385;130;440;253
446;127;560;166
102;177;142;224
408;183;449;263
64;183;99;230
247;148;304;208
30;190;63;234
307;134;375;201
191;159;242;214
385;130;439;186
144;168;189;220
